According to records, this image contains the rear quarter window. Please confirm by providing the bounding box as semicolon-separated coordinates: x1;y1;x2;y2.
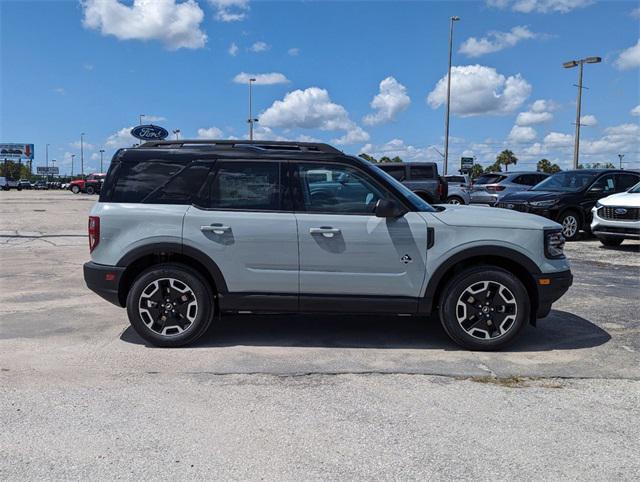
475;174;506;185
409;165;435;180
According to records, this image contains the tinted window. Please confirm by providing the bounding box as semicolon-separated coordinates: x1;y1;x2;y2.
110;160;187;203
532;171;597;192
379;165;406;181
616;173;640;192
409;165;435;180
206;161;281;211
445;176;465;184
589;174;616;194
512;174;538;186
146;163;211;204
296;163;388;214
475;174;506;185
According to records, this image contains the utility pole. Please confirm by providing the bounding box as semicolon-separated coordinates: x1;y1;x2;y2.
45;144;50;184
80;133;85;176
71;154;75;177
618;154;624;169
248;78;258;140
51;160;56;180
563;57;601;169
99;149;105;173
443;16;460;176
139;114;145;126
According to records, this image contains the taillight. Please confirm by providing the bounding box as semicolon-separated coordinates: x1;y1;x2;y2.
437;182;444;198
88;216;100;253
486;185;506;193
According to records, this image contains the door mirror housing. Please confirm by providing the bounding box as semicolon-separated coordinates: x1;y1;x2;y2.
588;185;604;194
375;199;406;218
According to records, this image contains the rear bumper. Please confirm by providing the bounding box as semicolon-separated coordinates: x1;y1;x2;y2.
83;261;126;307
534;269;573;319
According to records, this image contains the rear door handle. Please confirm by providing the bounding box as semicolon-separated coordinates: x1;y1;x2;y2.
310;227;341;238
201;224;231;235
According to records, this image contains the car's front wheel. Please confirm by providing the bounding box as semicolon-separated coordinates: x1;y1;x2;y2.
71;185;80;194
86;185;95;195
559;210;581;241
126;263;215;347
439;266;530;351
598;236;623;247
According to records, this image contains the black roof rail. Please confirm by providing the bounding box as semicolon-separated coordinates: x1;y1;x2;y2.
138;139;343;154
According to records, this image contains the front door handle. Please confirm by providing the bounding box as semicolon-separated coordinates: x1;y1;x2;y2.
201;224;231;235
310;227;341;238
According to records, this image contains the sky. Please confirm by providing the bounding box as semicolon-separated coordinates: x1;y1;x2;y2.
1;0;639;175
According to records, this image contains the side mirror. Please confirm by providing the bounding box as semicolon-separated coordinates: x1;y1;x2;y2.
588;186;604;194
375;199;406;218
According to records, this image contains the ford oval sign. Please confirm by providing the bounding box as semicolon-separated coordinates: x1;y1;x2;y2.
615;208;628;215
130;125;169;141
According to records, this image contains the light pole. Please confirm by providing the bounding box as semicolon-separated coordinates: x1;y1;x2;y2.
139;114;145;126
80;133;85;176
443;15;460;176
563;56;601;169
99;149;105;172
71;154;76;177
173;129;181;140
248;78;258;140
618;154;624;169
45;143;50;183
51;160;56;180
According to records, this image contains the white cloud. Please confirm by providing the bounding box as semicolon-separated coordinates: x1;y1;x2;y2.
249;41;270;53
70;140;95;151
52;87;65;95
515;99;557;125
486;0;594;14
580;115;597;126
459;26;538;57
614;40;640;70
632;7;640;19
228;42;239;56
209;0;249;22
508;125;537;143
233;72;290;85
361;139;440;163
105;127;137;148
143;115;166;122
197;127;224;139
288;47;300;56
427;65;531;117
543;131;573;148
260;87;369;145
631;105;640;116
82;0;207;50
83;63;94;71
363;77;411;126
581;124;640;158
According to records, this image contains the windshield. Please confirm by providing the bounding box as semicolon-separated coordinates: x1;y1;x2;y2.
531;171;597;192
629;182;640;193
370;164;435;212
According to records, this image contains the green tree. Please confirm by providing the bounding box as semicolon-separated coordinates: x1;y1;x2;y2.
0;160;31;179
468;163;485;179
579;162;615;169
496;149;518;172
484;160;502;173
358;153;377;163
537;158;561;174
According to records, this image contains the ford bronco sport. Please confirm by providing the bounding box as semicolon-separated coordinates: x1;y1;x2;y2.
84;140;572;350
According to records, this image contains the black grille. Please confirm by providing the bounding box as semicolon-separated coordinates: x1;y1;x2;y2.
600;206;640;221
497;202;528;213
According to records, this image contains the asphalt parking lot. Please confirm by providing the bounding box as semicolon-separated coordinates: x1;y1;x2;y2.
2;190;639;479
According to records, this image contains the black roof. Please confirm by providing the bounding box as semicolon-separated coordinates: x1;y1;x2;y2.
137;139;343;154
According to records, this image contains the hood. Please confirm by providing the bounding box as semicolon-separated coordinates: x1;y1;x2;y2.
598;191;640;208
500;190;562;202
427;205;560;230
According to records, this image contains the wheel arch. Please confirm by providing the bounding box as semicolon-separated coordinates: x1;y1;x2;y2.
116;243;228;307
420;246;541;325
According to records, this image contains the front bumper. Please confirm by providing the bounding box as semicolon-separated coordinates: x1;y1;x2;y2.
590;209;640;239
83;261;126;307
496;201;559;220
534;269;573;319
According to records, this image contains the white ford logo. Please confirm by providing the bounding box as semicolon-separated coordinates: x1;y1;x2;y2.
615;208;628;215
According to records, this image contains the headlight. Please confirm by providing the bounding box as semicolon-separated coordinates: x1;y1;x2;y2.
544;229;565;259
595;201;603;209
529;199;559;208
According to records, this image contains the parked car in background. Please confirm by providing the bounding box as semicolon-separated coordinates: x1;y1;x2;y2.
69;173;106;194
590;181;640;246
497;169;640;240
0;177;22;191
443;174;471;205
377;162;448;204
470;172;549;205
18;179;32;189
33;180;49;190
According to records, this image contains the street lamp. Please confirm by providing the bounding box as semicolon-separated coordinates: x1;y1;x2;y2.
45;144;50;183
563;56;601;169
173;129;181;140
71;154;76;177
618;154;624;169
80;133;85;176
99;149;105;173
51;160;56;180
139;114;145;126
443;15;460;176
248;78;259;140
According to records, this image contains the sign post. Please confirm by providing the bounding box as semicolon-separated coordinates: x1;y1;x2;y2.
460;157;474;173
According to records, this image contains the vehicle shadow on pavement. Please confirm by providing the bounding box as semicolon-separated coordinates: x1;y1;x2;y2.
120;309;610;352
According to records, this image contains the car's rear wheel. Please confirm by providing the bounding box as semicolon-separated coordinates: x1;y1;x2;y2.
439;266;530;351
86;185;95;195
559;210;580;241
126;263;214;347
71;185;80;194
598;236;623;247
446;196;464;205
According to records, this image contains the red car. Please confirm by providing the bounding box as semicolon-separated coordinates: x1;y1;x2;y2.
69;173;106;194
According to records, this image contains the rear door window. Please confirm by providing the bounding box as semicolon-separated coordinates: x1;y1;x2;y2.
110;160;189;203
409;165;435;180
616;173;640;192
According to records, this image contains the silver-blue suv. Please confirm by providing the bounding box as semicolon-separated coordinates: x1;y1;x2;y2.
84;140;572;351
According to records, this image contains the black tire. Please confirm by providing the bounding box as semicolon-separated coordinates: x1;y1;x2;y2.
446;196;464;205
558;210;581;241
126;263;215;347
86;185;95;195
439;266;530;351
599;237;623;247
71;185;80;194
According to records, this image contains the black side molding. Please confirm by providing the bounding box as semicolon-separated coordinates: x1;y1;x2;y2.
427;227;435;249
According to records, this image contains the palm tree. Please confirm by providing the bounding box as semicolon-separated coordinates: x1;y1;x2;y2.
496;149;518;172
